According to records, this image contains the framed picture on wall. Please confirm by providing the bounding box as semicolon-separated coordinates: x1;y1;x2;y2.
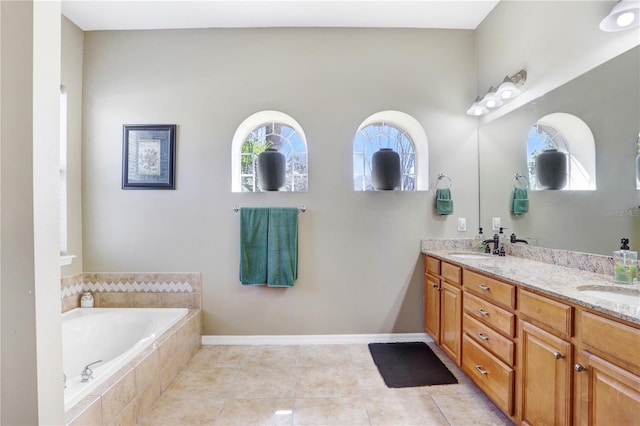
122;124;176;189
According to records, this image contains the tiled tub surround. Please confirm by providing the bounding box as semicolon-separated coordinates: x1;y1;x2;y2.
61;272;202;312
421;242;639;324
64;308;202;425
60;272;202;425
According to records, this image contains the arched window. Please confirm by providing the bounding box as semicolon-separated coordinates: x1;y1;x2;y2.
231;111;308;192
353;111;429;191
527;113;596;190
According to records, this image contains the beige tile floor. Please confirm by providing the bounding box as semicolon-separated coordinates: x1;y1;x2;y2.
140;342;514;425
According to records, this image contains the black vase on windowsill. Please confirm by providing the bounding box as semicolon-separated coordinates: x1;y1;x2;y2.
257;148;286;191
372;148;401;191
535;148;569;190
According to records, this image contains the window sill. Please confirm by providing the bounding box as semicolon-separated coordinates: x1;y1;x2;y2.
60;255;76;266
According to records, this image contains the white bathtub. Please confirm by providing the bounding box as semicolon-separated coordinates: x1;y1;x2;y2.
62;307;188;411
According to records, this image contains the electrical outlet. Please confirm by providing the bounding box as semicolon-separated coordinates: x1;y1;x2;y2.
458;217;467;232
492;217;501;231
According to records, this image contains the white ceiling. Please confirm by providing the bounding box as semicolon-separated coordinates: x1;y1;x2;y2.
61;0;500;31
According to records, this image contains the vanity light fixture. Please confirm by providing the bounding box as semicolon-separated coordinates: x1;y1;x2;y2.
466;96;490;116
466;69;527;116
479;87;504;109
600;0;640;31
496;70;527;99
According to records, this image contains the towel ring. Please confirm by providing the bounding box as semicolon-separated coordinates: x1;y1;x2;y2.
513;173;529;189
436;173;452;189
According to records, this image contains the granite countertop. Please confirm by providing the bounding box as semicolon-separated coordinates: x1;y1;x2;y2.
422;249;640;325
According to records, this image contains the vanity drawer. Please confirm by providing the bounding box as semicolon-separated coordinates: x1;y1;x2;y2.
442;262;461;285
518;289;573;337
462;334;514;415
463;313;515;365
464;292;515;337
581;311;640;368
464;270;515;309
425;255;440;276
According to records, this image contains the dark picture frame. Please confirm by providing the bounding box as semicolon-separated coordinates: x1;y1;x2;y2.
122;124;176;189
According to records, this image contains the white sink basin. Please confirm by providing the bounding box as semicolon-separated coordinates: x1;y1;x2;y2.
577;286;640;307
448;253;491;260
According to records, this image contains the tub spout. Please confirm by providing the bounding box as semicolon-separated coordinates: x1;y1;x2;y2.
80;360;102;383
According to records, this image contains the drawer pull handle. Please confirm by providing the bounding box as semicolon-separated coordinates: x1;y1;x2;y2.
477;308;489;316
432;284;438;288
553;352;563;360
475;365;488;375
476;332;489;341
478;284;491;291
574;364;587;372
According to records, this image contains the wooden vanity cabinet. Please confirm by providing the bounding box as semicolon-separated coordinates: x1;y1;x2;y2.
439;281;462;364
518;320;572;426
461;269;516;416
574;310;640;426
423;272;440;340
517;288;574;425
423;254;640;425
423;255;462;366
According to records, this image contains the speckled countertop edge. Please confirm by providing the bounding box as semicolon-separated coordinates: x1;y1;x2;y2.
421;248;640;325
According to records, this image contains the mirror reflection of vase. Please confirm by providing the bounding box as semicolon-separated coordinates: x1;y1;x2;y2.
535;149;569;190
372;148;401;190
257;148;286;191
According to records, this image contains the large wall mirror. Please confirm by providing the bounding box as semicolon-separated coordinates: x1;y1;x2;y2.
479;46;640;256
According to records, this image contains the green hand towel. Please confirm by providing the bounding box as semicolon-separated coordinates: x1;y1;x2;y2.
239;207;269;285
511;188;529;215
266;208;298;287
436;188;453;215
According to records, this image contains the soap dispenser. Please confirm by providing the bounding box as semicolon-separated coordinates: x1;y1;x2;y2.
613;238;638;284
474;227;484;252
498;227;507;245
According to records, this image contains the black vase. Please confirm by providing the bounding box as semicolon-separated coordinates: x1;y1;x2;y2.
535;149;569;190
372;148;401;190
257;148;285;191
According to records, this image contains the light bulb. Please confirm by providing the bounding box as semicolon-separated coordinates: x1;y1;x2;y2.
617;11;635;27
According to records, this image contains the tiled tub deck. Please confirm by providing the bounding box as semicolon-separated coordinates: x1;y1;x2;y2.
61;272;202;425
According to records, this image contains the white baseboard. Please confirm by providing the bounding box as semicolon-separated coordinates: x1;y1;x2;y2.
201;333;433;346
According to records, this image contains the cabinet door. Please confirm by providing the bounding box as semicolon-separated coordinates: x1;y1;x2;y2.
575;351;640;426
424;274;440;341
519;321;572;426
440;281;462;365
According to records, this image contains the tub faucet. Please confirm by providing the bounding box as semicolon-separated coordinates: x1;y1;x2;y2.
80;360;102;383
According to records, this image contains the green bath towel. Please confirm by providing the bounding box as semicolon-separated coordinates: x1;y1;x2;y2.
436;188;453;215
267;208;298;287
511;188;529;215
239;207;269;285
239;207;298;287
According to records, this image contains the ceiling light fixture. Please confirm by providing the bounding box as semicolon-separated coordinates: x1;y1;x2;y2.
600;0;640;31
466;69;527;117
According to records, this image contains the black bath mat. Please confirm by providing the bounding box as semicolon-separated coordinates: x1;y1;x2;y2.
368;342;458;388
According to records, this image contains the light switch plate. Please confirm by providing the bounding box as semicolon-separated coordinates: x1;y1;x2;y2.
492;217;501;231
458;217;467;232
